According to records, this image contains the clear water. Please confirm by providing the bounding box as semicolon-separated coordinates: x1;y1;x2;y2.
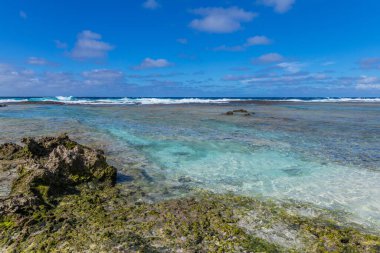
0;102;379;229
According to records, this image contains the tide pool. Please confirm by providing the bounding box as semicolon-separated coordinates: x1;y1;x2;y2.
0;102;379;230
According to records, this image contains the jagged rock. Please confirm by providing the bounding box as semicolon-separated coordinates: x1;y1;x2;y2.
224;109;254;116
0;143;22;160
0;134;117;214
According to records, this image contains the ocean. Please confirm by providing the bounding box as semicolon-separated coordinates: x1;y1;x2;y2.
0;97;379;230
1;96;380;104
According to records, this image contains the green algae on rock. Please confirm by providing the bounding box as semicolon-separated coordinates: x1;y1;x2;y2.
1;135;380;252
0;134;117;214
2;189;380;252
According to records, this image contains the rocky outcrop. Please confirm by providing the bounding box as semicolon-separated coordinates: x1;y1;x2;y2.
0;104;7;107
0;134;116;214
224;109;253;116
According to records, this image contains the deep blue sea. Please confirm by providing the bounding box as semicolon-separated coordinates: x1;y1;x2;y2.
0;97;379;230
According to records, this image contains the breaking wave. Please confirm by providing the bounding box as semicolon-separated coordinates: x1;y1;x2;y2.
0;97;379;105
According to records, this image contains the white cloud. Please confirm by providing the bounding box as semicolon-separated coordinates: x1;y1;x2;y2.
224;72;380;92
254;53;284;63
222;72;332;92
82;69;124;86
27;57;50;66
19;10;27;19
214;45;245;52
0;64;40;90
82;69;123;79
257;0;295;13
70;30;114;60
189;7;257;33
358;57;380;70
177;38;188;44
55;40;68;49
357;83;380;89
356;76;380;90
0;63;210;96
143;0;160;10
240;73;328;84
133;58;172;70
42;72;78;89
321;61;335;66
215;35;272;51
245;36;272;46
277;62;303;73
0;64;81;92
0;64;127;94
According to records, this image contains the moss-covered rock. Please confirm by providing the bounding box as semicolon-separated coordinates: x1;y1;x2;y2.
2;188;379;252
0;134;117;214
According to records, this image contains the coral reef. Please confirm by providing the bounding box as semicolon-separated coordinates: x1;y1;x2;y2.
0;135;379;252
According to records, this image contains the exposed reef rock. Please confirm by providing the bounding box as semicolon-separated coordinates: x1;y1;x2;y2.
0;104;7;107
224;109;253;116
1;135;380;252
0;134;116;214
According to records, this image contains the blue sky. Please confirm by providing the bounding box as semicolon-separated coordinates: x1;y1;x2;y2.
0;0;380;97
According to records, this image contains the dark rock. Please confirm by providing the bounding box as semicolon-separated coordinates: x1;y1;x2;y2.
233;109;248;113
21;133;76;157
178;176;192;183
224;109;254;116
0;134;117;214
0;143;22;160
0;104;7;107
21;137;47;157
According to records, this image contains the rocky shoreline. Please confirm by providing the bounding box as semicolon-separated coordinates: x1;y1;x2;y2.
1;135;379;252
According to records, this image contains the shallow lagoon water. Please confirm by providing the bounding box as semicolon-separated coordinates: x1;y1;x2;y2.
0;102;379;230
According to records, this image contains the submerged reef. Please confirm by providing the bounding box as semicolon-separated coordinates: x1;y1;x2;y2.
0;135;379;252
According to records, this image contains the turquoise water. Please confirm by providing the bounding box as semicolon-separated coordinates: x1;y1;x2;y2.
0;102;379;229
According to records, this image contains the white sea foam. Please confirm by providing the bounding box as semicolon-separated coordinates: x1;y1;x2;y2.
1;97;380;104
0;98;28;103
55;96;74;101
305;98;380;102
132;98;241;104
42;97;242;105
270;98;380;103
